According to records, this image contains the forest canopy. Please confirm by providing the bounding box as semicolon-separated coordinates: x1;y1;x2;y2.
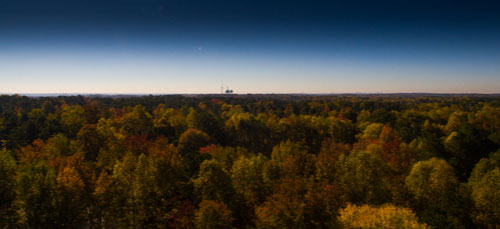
1;94;499;228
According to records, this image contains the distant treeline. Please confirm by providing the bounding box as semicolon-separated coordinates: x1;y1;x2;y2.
0;94;499;228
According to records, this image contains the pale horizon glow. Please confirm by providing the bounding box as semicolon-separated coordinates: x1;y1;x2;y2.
1;44;499;94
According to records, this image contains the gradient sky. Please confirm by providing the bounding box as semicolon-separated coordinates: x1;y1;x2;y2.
1;0;500;94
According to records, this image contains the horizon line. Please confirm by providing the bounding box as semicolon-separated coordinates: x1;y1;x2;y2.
2;92;500;97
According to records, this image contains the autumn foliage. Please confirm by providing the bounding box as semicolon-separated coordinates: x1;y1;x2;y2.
0;94;499;228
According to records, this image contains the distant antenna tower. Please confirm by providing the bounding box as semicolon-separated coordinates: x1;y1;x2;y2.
221;81;223;94
225;85;233;94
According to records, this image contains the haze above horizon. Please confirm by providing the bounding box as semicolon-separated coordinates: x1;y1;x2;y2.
1;0;500;94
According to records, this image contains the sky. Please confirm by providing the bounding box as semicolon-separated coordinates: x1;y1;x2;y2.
1;0;500;94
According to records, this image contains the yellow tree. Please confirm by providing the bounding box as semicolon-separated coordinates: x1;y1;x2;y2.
339;204;428;228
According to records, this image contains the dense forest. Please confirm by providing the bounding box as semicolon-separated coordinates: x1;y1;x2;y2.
1;94;499;228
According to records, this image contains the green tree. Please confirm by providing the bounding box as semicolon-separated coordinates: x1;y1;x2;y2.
406;158;458;203
132;153;162;227
468;150;500;227
303;181;344;228
56;165;88;227
193;159;235;206
112;152;138;228
94;171;125;228
178;128;211;175
327;117;356;144
226;112;272;153
60;105;86;137
195;200;234;229
444;111;468;133
358;122;384;140
255;178;308;229
335;149;392;204
94;152;138;227
16;161;61;228
187;108;225;144
0;149;18;227
95;118;126;170
121;105;153;136
315;139;350;182
45;133;72;156
469;168;500;228
405;158;460;227
148;138;189;203
474;104;500;145
201;145;244;171
264;140;316;182
77;124;104;161
231;154;269;206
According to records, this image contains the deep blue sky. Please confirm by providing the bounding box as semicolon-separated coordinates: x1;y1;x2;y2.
1;0;500;93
